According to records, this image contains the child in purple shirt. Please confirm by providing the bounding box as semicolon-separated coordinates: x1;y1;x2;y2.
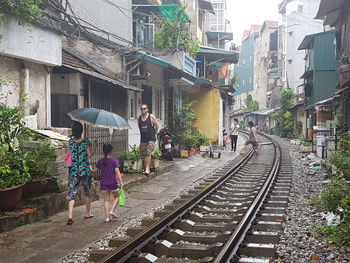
93;144;123;222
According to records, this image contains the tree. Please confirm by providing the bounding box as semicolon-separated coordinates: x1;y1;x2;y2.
244;95;259;111
0;0;42;38
273;89;295;137
154;6;199;56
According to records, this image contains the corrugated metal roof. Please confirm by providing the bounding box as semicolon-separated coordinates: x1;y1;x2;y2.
62;50;97;72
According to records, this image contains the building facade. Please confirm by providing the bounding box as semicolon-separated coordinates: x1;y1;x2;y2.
278;0;323;101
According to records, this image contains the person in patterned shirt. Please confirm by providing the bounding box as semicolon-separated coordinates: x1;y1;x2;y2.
66;121;96;225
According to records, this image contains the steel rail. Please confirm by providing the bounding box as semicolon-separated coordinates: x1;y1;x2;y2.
97;133;254;263
213;133;281;262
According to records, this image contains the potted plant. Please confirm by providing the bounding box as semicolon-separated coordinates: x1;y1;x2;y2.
23;138;57;197
120;145;143;173
0;103;31;210
150;148;162;170
300;140;313;153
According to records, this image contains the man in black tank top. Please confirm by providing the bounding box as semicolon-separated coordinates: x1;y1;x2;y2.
138;104;159;176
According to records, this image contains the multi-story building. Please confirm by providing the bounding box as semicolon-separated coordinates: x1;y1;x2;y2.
278;0;323;101
205;0;233;48
253;20;279;110
232;25;260;113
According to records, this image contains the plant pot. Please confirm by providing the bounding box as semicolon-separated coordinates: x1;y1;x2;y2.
134;160;143;170
0;184;25;211
180;150;189;158
150;158;159;169
200;145;209;152
300;145;313;153
23;178;51;198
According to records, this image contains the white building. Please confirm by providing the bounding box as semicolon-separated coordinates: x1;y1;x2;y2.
278;0;323;99
205;0;233;48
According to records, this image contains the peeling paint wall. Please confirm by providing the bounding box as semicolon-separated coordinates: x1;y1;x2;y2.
0;56;51;129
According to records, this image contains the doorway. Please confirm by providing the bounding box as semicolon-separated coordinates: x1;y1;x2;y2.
142;84;153;113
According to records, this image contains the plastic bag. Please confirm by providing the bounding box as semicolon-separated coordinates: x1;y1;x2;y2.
119;187;126;206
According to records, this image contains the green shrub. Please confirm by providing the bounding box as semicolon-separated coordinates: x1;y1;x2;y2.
120;145;142;162
25;139;56;180
330;132;350;179
0;150;31;189
301;140;312;146
312;178;350;214
152;148;162;159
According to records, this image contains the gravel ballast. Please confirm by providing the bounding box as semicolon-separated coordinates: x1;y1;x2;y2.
272;136;350;263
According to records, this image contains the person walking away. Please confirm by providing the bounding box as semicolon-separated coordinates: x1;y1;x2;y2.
66;121;96;225
93;144;123;222
240;121;259;155
138;104;159;176
230;118;240;151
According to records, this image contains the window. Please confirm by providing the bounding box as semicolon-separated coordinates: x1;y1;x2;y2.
250;56;252;62
250;76;252;83
242;79;245;86
243;59;246;65
298;5;304;13
129;91;136;119
198;11;203;30
288;59;293;64
288;31;293;36
155;89;162;119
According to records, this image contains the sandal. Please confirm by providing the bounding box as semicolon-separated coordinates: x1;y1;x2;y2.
67;218;73;225
84;214;94;219
109;212;118;219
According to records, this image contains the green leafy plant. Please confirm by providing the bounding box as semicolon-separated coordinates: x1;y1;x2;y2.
300;140;312;146
273;89;295;137
120;145;143;162
312;178;350;214
171;101;208;150
0;146;31;189
244;95;259;111
0;0;42;25
154;5;199;57
329;132;350;180
0;103;26;152
25;139;56;180
152;148;162;160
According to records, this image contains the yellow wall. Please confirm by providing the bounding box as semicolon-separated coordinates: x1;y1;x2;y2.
191;89;221;143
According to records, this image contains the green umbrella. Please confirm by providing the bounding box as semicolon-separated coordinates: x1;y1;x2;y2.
67;108;130;130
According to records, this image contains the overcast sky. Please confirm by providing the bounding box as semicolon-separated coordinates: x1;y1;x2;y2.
226;0;282;45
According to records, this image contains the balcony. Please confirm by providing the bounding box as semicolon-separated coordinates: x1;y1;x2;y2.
158;50;196;77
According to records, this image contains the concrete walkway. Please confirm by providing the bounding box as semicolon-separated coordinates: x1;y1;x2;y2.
0;138;244;263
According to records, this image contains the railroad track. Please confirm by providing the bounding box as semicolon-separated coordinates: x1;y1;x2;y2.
90;133;292;263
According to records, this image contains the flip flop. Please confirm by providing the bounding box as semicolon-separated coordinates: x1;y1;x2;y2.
109;212;118;219
84;215;94;219
67;218;73;225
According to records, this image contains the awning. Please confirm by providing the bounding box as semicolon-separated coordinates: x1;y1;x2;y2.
132;51;197;83
197;46;238;63
198;0;215;14
315;0;344;25
298;35;313;50
63;64;142;91
132;5;190;22
315;97;334;106
300;70;313;79
196;77;213;88
133;52;170;69
248;108;280;116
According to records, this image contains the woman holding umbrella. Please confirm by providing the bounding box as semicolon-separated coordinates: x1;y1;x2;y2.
66;121;96;225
